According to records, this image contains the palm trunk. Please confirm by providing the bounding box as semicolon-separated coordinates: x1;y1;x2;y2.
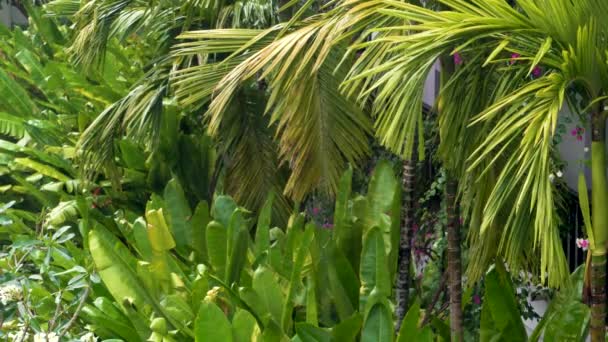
395;157;416;331
439;54;463;342
590;109;607;342
446;176;463;342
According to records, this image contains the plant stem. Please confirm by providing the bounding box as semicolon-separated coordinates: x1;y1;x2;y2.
422;271;448;326
590;110;607;342
58;286;90;340
395;157;416;331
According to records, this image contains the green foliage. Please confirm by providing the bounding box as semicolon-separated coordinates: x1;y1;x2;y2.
75;164;405;341
529;265;590;341
480;263;527;342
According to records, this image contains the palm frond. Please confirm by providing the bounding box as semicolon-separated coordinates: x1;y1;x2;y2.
207;18;372;200
78;65;169;179
218;87;291;222
0;112;26;139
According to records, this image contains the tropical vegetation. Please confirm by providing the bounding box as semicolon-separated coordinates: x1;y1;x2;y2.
0;0;604;341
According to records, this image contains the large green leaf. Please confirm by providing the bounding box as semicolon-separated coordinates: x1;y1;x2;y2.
529;265;589;341
334;167;362;273
327;240;359;318
359;227;390;312
212;195;238;229
163;178;193;251
195;300;233;342
294;323;332;342
226;216;249;285
332;313;363;341
364;161;400;282
480;263;527;342
80;303;140;342
282;224;315;333
253;266;285;326
239;286;271;323
132;217;153;260
207;220;228;278
0;68;38;117
89;227;148;308
397;299;433;342
232;309;259;342
192;201;211;263
14;158;71;182
361;303;393;342
255;193;274;259
161;293;195;327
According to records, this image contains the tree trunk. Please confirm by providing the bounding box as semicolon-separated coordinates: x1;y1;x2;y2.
395;157;416;331
446;176;463;342
590;110;607;342
439;53;463;342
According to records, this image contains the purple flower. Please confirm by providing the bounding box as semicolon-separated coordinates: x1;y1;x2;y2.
510;53;520;65
322;223;334;229
412;223;419;233
532;66;542;78
453;52;463;65
312;207;320;215
571;128;578;136
473;295;481;305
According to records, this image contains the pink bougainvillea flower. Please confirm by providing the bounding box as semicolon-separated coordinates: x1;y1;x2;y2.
412;223;419;233
532;66;542;78
510;53;520;65
576;238;589;251
572;126;585;141
453;52;463;65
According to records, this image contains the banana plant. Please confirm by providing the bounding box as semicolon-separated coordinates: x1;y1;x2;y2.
82;161;402;341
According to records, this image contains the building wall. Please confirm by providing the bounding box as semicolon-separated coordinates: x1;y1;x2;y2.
0;3;28;28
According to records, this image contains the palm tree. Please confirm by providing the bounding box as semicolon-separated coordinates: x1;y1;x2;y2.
335;0;605;338
181;0;601;338
64;0;604;338
47;0;298;221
